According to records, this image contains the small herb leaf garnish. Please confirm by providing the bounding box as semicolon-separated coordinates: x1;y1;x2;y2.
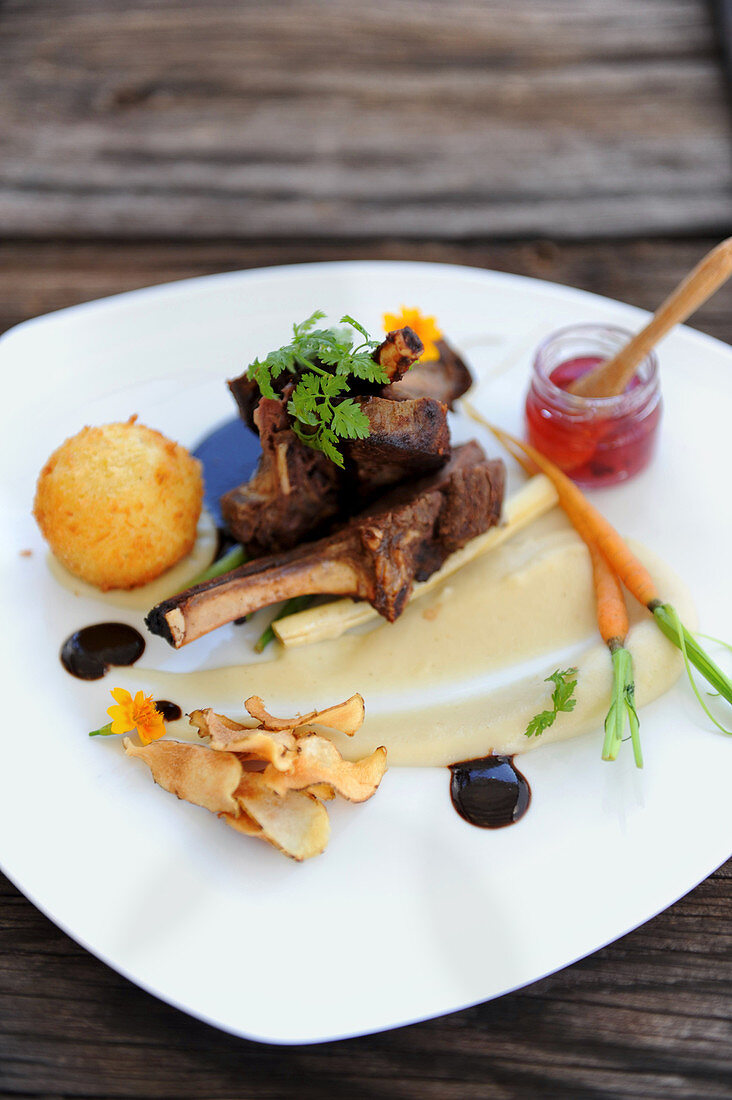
340;314;371;342
525;667;578;738
246;311;390;465
330;400;371;440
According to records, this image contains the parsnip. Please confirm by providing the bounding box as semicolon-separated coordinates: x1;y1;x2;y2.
273;475;558;648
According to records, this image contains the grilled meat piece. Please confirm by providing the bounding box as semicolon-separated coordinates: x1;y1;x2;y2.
347;395;450;496
219;326;471;558
385;339;472;407
146;443;504;648
220;396;342;557
221;395;451;556
376;326;424;383
229;326;424;432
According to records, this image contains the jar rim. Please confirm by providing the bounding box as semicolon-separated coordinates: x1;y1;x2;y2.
532;323;660;414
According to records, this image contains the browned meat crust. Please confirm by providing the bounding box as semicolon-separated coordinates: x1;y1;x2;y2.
221;395;451;556
146;443;505;648
347;396;450;497
220;397;342;557
219;327;473;559
375;326;424;382
385;339;472;407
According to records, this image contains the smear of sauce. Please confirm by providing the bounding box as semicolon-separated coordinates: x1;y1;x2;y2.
192;417;261;526
60;623;146;680
450;755;530;828
154;699;182;722
48;509;218;611
123;518;692;767
66;421;694;769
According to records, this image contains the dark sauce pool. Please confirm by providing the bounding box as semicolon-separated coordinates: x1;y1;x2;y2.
154;700;182;722
449;755;531;828
193;416;261;526
60;623;146;680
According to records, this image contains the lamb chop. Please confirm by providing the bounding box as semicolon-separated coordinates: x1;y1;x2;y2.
219;324;448;556
220;392;451;555
147;443;504;648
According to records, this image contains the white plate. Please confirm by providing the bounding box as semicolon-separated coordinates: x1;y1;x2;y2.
1;262;730;1045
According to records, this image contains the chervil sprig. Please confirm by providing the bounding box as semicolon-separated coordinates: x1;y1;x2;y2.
525;668;578;738
246;311;388;466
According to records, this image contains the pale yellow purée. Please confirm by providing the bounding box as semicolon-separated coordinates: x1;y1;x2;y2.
112;510;693;767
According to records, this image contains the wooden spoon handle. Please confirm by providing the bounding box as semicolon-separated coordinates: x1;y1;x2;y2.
569;237;732;398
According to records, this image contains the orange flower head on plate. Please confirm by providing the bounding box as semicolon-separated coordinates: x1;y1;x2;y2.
107;687;166;745
382;307;442;363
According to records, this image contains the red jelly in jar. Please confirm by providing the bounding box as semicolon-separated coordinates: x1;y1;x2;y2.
525;324;662;487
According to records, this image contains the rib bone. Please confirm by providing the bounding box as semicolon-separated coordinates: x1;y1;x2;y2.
146;443;504;648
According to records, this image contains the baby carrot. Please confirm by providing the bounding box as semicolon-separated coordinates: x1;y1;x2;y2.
587;540;642;766
463;405;642;761
486;421;660;607
588;539;628;649
462;402;732;717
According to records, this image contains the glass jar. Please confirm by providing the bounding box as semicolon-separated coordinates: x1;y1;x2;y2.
524;323;662;487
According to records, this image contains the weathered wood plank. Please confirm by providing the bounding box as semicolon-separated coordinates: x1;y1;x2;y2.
0;863;729;1097
3;238;732;344
1;0;730;239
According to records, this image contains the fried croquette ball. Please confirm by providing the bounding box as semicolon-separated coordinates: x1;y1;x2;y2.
33;419;204;590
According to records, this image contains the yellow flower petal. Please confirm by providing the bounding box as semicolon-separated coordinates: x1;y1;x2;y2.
110;687;132;706
106;701;131;722
110;717;134;735
137;715;166;746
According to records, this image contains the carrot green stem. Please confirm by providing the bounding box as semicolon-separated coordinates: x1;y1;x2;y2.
254;596;314;653
651;602;732;711
652;603;732;733
695;632;732;654
175;543;247;595
602;644;642;767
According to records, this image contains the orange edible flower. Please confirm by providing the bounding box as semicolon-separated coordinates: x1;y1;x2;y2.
382;306;442;362
107;687;166;745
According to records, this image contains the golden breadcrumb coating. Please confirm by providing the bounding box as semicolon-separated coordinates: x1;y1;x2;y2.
33;418;204;590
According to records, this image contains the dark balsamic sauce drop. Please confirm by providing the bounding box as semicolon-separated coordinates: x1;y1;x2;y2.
60;623;146;680
154;700;182;722
449;755;531;829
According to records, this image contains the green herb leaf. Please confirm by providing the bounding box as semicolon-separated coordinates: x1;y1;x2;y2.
525;709;556;739
320;373;350;399
525;667;578;738
546;667;579;713
347;351;389;383
331;399;371;440
245;311;383;465
340;314;372;342
318;427;345;468
293;309;326;338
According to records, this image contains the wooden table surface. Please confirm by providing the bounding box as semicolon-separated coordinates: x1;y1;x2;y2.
1;2;731;1097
